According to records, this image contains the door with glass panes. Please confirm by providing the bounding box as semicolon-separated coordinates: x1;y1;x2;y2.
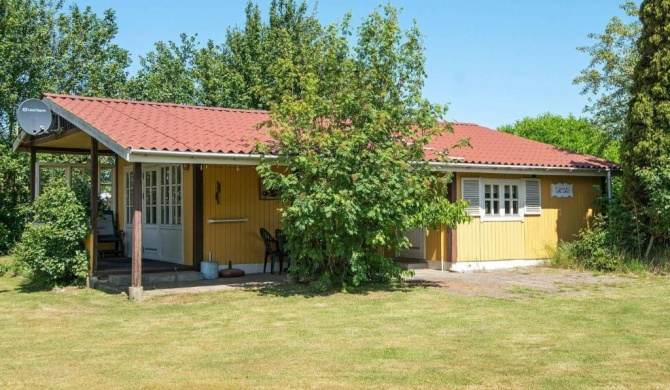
124;165;183;263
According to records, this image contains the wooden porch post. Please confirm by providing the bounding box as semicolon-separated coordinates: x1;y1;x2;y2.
129;162;143;300
90;140;99;280
29;148;36;202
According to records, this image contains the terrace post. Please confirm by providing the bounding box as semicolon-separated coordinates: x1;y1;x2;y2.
89;139;99;284
129;162;143;300
29;148;36;202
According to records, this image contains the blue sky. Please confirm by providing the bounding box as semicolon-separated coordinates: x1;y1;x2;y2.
64;1;635;129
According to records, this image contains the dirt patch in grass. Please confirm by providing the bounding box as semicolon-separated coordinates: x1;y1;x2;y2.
405;267;633;299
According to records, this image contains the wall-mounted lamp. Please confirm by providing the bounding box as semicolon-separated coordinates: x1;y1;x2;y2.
215;181;221;205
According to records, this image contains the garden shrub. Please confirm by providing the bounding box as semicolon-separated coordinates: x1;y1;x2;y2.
13;179;90;287
0;140;30;255
552;215;624;272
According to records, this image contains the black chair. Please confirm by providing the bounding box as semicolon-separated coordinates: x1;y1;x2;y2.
275;229;291;275
97;210;125;258
260;228;281;274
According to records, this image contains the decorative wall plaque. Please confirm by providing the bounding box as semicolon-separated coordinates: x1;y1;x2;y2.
551;183;573;198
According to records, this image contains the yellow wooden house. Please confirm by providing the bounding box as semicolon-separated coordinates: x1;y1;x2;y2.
14;94;619;291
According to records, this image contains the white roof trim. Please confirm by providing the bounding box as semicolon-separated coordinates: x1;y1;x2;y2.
128;149;614;176
428;161;615;177
40;98;131;160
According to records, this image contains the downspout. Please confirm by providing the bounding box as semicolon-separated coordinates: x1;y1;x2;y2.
607;169;613;202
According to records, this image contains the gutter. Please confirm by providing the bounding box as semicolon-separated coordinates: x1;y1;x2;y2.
428;161;619;177
128;150;617;177
12;131;29;152
127;148;276;165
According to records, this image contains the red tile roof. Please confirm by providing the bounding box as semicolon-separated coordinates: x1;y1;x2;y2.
43;93;618;170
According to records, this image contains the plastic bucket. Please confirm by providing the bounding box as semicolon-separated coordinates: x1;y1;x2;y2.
200;261;219;280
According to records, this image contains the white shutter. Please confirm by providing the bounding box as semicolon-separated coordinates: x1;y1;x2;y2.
462;179;481;216
525;179;541;215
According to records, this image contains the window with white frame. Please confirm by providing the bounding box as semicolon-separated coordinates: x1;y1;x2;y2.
462;178;541;221
36;163;116;212
483;182;519;217
124;165;183;226
125;170;133;225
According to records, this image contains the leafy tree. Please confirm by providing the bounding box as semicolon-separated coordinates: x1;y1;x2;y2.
0;1;130;138
131;0;322;110
0;1;129;253
621;0;670;257
574;0;641;139
0;140;29;254
125;33;199;104
48;5;130;97
257;6;469;290
499;113;620;162
0;0;57;140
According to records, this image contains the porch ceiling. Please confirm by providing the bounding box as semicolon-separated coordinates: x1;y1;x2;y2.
31;129;111;151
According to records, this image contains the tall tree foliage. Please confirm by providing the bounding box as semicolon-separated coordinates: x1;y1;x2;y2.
125;33;199;104
127;0;322;109
0;0;56;139
574;0;641;139
0;0;129;254
621;0;670;256
257;6;469;290
48;5;130;97
499;113;620;162
0;1;130;138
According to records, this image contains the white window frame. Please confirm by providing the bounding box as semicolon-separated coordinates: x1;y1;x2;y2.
123;164;183;227
36;162;116;213
461;178;542;222
480;179;524;222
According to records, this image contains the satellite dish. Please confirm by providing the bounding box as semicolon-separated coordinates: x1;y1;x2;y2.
17;99;52;135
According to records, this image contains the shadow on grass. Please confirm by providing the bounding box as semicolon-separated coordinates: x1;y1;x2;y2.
9;275;85;294
248;278;442;298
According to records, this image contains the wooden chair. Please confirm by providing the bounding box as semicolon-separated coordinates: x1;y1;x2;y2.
275;229;291;275
260;228;281;274
97;210;125;258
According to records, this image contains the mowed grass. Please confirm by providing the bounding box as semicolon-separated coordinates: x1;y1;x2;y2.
2;257;670;389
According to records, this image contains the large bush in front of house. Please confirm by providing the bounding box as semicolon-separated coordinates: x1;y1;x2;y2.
13;179;89;287
257;6;470;291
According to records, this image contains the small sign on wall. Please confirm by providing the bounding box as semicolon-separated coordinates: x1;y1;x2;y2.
551;183;573;198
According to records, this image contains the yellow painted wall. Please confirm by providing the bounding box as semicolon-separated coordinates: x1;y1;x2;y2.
455;172;601;262
202;165;282;265
182;167;193;265
115;158;128;227
424;226;446;262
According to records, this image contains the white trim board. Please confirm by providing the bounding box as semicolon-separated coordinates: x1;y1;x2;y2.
425;259;548;273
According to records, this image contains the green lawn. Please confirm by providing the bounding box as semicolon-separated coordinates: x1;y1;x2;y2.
2;257;670;389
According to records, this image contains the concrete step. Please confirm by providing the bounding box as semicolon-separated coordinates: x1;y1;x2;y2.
395;258;428;270
108;271;204;286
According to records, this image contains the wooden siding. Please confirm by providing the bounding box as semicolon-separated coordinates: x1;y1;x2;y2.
455;172;600;262
115;158;128;236
202;165;282;265
425;226;446;262
182;166;193;265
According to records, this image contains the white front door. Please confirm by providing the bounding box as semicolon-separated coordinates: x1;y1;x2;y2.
123;165;183;264
401;228;425;259
142;169;160;260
